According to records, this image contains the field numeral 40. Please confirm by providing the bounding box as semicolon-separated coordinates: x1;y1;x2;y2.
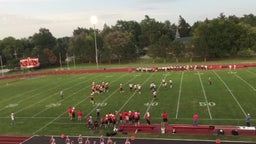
144;102;158;107
94;103;107;107
199;102;216;107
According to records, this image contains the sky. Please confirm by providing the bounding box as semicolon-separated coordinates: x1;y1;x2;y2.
0;0;255;40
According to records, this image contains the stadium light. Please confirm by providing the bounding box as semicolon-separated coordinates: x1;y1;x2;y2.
90;15;99;69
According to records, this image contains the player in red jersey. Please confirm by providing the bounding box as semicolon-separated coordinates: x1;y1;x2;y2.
77;110;83;122
67;107;72;120
162;112;168;125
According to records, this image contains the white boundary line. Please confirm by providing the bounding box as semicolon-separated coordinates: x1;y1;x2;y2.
20;135;34;144
198;71;212;120
234;73;256;91
213;71;247;117
175;72;184;119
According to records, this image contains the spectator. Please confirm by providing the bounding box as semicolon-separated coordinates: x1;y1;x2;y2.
65;136;70;144
145;112;151;125
77;134;83;144
246;113;251;127
193;113;199;126
107;137;113;144
49;136;56;144
85;137;90;144
124;138;131;144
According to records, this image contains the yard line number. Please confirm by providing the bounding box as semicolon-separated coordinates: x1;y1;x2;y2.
94;102;107;107
144;102;158;107
5;103;18;108
46;103;61;108
199;102;216;107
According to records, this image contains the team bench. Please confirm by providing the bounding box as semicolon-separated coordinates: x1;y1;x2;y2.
173;125;214;129
172;125;215;132
119;125;155;132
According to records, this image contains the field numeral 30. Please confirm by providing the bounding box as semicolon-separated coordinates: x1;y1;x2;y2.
199;102;216;107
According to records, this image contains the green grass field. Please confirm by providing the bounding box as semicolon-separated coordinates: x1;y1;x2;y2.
0;67;256;141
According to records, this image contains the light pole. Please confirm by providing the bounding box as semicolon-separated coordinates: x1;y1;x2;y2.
0;55;3;77
90;16;99;69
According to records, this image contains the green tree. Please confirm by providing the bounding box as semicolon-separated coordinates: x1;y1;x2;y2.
31;28;56;66
103;31;131;63
170;41;185;63
114;20;142;60
178;15;191;37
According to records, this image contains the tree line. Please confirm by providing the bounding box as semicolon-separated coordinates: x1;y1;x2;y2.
0;13;256;69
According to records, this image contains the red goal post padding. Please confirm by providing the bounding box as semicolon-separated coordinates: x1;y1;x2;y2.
20;57;40;69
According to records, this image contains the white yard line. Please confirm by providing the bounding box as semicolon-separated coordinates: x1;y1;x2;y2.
234;74;256;91
0;75;79;113
246;70;256;76
117;73;153;113
213;71;247;117
32;94;88;135
0;82;47;105
198;71;212;120
32;75;102;117
15;75;92;115
175;72;184;119
33;73;129;135
143;73;168;117
84;73;132;118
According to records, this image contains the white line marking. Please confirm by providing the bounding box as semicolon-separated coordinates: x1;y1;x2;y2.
32;95;88;135
143;73;168;117
0;75;80;113
84;73;132;118
175;72;184;119
234;74;256;91
118;73;153;113
198;71;212;120
213;71;247;117
33;75;103;117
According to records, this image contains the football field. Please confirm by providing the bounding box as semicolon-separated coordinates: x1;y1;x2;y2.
0;68;255;137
